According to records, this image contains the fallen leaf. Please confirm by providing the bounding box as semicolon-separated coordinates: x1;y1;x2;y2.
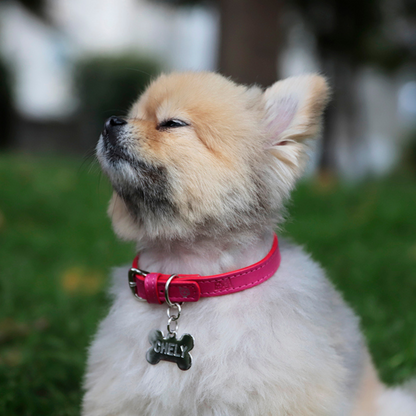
61;267;82;292
61;267;104;295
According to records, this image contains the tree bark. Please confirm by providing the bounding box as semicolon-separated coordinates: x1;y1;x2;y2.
217;0;282;87
319;52;362;175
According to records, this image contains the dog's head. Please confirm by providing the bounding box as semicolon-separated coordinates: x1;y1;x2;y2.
97;72;329;244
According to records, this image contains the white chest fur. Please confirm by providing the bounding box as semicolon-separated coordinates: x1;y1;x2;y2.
82;241;366;416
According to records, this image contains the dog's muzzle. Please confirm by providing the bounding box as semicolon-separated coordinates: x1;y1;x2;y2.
102;116;127;146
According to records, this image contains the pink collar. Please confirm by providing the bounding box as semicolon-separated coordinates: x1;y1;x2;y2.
128;234;281;304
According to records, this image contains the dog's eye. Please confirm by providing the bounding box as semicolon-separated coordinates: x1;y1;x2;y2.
158;119;188;130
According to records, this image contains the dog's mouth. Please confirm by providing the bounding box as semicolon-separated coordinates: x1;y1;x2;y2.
101;136;133;166
98;116;136;168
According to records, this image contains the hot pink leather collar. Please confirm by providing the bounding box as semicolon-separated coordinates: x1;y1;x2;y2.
129;234;281;304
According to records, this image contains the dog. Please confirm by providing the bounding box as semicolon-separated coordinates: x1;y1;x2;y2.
82;72;416;415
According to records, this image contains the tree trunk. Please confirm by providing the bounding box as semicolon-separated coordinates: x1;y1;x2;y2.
217;0;283;87
319;53;362;176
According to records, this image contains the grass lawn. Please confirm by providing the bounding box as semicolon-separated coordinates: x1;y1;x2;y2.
0;153;415;415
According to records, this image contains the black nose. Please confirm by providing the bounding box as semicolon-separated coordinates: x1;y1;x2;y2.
103;116;127;145
106;116;127;128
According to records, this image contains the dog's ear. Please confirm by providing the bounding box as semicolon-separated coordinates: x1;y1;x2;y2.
263;74;330;180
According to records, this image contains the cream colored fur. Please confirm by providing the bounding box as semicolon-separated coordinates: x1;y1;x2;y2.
83;72;416;415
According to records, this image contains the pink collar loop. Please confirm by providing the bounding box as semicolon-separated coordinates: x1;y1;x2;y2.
129;234;281;304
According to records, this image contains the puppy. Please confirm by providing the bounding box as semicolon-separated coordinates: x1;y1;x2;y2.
83;72;416;415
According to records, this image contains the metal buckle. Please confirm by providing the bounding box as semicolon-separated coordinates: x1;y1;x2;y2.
128;268;148;302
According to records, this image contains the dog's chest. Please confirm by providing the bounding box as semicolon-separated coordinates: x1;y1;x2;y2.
84;246;363;416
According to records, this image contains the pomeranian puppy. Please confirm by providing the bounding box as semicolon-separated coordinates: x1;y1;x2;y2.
83;72;416;415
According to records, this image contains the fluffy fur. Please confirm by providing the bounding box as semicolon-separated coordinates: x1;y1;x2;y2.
83;72;416;415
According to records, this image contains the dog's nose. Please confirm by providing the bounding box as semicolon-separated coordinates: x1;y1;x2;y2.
103;116;127;145
106;116;127;129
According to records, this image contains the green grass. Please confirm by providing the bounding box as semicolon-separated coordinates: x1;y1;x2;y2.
0;153;134;415
0;153;415;415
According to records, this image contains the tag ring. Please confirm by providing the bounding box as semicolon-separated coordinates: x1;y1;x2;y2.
167;317;179;335
165;274;179;307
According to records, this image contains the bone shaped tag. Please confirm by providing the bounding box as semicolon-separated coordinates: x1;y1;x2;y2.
146;329;194;371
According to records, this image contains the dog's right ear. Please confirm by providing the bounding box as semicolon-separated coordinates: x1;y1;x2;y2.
262;74;330;184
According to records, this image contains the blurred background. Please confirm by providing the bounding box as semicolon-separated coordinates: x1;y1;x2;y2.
0;0;415;414
1;0;416;176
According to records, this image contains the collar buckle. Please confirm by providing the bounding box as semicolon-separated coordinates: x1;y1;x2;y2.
128;268;148;302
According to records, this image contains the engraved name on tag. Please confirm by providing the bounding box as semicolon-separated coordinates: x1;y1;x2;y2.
146;329;194;371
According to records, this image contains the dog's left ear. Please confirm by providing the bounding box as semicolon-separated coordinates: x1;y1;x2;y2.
263;74;330;181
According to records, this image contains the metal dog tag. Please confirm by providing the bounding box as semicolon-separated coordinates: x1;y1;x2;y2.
146;329;194;371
